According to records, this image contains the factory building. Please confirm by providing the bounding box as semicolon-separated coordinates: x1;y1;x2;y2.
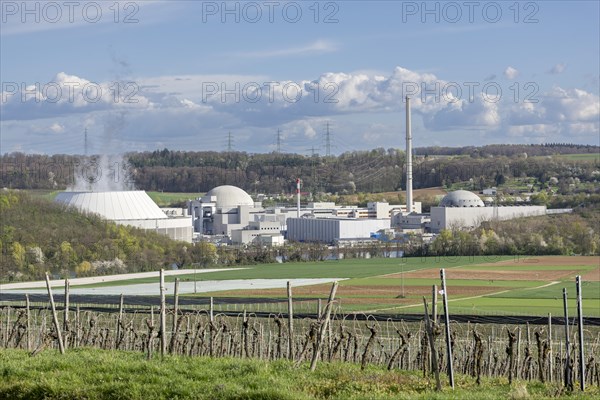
287;217;391;244
54;191;193;242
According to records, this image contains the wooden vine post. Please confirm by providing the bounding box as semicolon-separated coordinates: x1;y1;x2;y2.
576;276;585;391
310;281;338;372
45;273;65;354
423;297;442;391
287;281;294;361
63;277;70;350
563;288;573;391
440;269;454;389
159;269;166;358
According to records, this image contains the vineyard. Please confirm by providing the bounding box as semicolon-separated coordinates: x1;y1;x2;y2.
1;271;599;394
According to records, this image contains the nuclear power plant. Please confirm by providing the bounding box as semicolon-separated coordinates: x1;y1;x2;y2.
53;97;558;246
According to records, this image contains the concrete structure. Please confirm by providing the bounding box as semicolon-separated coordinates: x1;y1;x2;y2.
55;191;193;242
429;191;546;233
287;217;391;244
406;96;414;213
438;190;485;207
188;185;411;245
188;185;264;238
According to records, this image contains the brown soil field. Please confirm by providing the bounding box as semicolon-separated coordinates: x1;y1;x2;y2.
211;284;505;300
379;187;447;199
580;267;600;282
396;269;577;281
472;255;600;268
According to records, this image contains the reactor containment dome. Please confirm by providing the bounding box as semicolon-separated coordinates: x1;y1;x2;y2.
204;185;254;210
439;190;485;208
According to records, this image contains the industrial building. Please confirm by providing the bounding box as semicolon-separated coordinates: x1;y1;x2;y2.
287;217;391;244
54;191;193;242
428;190;547;233
186;184;413;245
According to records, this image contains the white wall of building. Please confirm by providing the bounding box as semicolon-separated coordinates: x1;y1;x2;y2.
287;218;391;243
430;205;547;233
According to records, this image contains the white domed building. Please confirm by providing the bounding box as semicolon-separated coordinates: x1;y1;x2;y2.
55;191;193;242
429;190;546;233
438;190;485;208
188;185;266;240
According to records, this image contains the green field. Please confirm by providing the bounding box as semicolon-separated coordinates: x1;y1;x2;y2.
1;348;596;400
59;256;600;317
551;153;600;162
146;191;201;206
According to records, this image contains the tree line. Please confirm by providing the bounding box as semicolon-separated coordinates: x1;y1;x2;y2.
1;145;598;197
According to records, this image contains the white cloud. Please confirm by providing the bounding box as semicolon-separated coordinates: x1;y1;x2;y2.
548;63;567;74
2;67;599;154
504;66;519;80
234;39;338;58
49;123;64;133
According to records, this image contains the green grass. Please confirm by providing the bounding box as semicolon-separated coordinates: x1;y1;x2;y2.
146;191;201;206
490;281;600;300
73;257;514;288
551;153;600;162
1;348;596;400
457;264;596;272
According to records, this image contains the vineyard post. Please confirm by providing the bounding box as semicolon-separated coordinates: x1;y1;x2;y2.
173;278;180;333
159;269;166;358
4;306;9;348
209;297;214;357
287;281;294;360
440;269;454;389
310;281;338;372
423;297;442;391
26;294;31;351
317;299;322;317
45;273;65;354
576;276;585;391
563;288;573;390
516;328;521;379
116;294;124;349
63;278;69;350
75;305;80;347
548;313;553;382
432;285;437;323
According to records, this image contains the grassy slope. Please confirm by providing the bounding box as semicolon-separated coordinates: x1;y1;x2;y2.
1;348;596;400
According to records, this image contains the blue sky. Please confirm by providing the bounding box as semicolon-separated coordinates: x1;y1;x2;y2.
1;1;599;155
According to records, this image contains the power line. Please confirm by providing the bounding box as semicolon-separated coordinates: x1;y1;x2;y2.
306;146;319;156
276;129;282;153
324;122;333;157
226;131;234;152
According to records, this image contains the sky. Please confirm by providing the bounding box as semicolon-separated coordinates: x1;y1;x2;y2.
1;0;599;156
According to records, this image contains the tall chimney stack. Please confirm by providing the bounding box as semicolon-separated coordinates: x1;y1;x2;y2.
296;178;301;218
406;96;413;214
